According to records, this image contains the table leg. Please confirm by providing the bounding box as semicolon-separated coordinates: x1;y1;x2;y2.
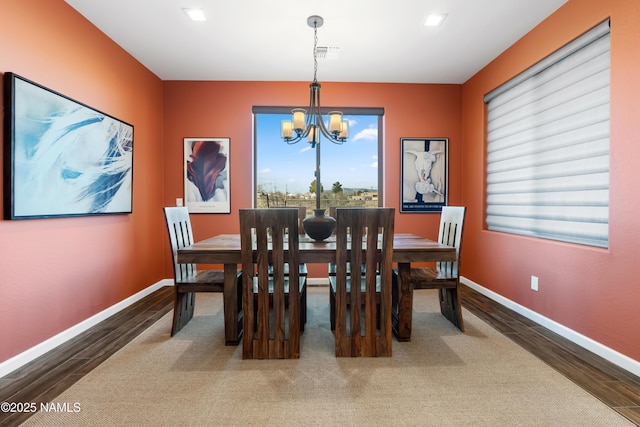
393;262;413;342
223;263;242;345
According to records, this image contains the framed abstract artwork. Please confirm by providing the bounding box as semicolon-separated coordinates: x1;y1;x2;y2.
3;72;134;220
183;137;231;213
400;137;448;213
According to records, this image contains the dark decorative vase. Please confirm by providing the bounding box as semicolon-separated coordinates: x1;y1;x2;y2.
303;209;336;241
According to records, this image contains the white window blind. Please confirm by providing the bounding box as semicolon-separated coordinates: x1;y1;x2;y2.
484;20;610;248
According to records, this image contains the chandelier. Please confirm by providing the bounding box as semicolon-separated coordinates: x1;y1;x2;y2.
280;15;348;147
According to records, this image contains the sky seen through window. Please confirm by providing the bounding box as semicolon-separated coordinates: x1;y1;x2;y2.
256;113;379;195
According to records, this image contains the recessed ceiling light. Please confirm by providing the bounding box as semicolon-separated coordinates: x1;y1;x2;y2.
183;8;206;22
424;14;447;27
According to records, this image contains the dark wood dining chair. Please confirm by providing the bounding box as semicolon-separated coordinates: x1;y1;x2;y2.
407;206;466;331
163;206;242;336
239;208;307;359
329;207;395;357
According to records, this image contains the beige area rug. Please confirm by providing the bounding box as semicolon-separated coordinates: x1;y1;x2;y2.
23;287;632;427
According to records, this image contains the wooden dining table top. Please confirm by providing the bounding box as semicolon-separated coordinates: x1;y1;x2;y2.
177;233;456;264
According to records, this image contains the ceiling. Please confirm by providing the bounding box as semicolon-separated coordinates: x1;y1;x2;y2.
64;0;568;84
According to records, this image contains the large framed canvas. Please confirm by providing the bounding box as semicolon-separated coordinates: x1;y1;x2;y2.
183;137;231;214
3;73;134;220
400;137;448;213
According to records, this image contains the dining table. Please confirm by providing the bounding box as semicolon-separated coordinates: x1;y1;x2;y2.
177;233;456;345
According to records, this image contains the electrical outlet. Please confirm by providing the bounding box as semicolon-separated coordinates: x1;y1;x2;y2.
531;275;539;291
176;198;183;207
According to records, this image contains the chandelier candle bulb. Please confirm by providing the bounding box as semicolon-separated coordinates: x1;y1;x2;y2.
281;121;293;139
329;111;343;134
292;109;306;131
308;125;318;145
339;121;349;139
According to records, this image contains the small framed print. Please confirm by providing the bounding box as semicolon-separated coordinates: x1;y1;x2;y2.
183;137;231;214
400;138;448;213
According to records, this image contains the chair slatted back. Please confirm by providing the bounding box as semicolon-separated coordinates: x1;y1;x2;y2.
297;206;307;235
334;207;395;357
436;206;466;277
164;206;197;281
239;208;302;359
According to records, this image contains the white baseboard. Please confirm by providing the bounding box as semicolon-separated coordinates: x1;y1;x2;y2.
0;279;174;378
461;276;640;378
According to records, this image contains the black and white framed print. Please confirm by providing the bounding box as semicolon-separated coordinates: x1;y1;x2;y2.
400;137;448;213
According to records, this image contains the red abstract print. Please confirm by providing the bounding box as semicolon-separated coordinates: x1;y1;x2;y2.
186;140;227;201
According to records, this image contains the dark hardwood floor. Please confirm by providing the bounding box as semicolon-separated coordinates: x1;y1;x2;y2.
1;284;639;426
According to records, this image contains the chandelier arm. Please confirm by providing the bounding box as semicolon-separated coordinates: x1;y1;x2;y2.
305;83;316;134
317;119;342;144
314;87;343;144
313;89;343;145
285;135;304;144
309;83;320;118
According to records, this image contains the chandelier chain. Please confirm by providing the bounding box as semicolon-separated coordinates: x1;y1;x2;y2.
313;22;318;83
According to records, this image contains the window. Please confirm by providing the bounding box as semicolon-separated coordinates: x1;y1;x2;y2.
484;20;610;248
253;107;383;210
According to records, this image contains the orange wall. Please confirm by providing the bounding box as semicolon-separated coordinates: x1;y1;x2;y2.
162;81;463;256
461;0;640;361
0;1;165;362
